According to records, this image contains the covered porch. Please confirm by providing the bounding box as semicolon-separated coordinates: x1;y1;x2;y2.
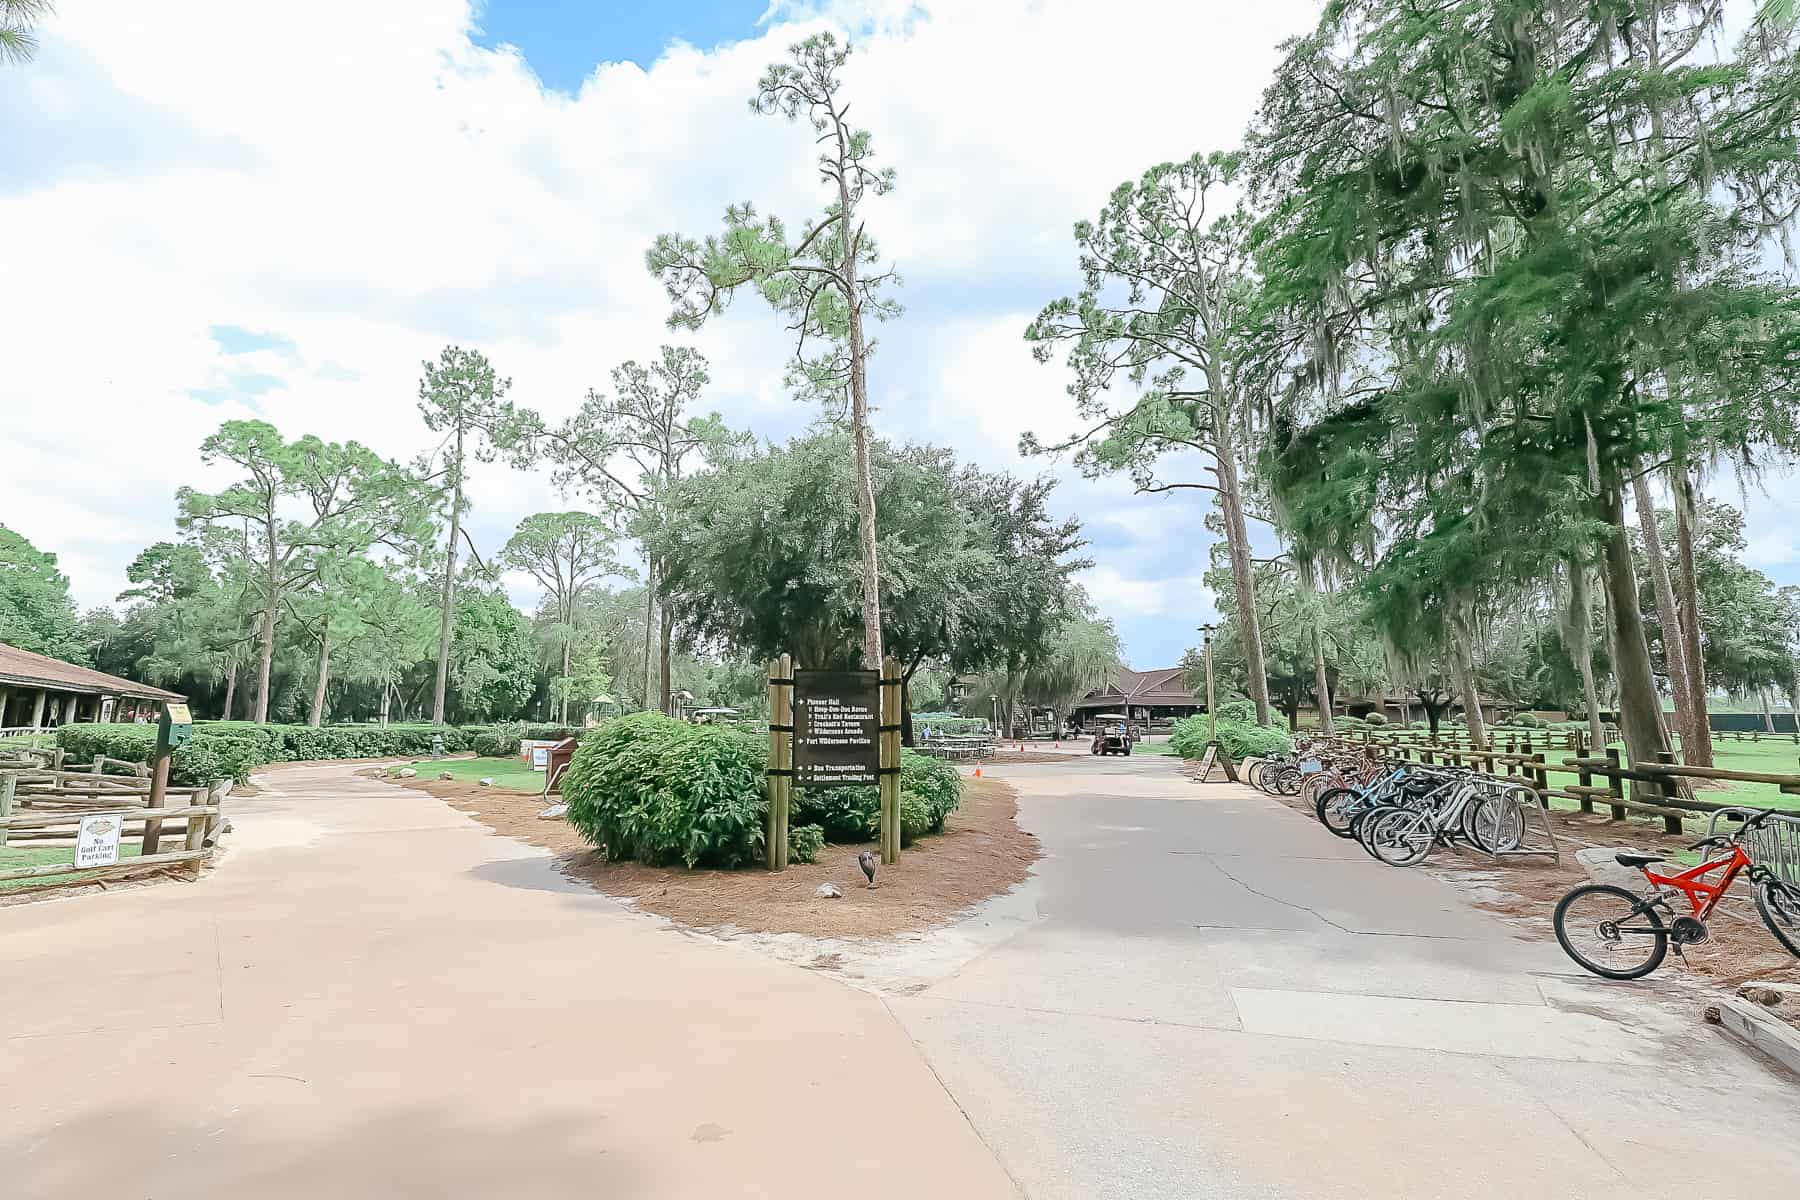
0;641;184;733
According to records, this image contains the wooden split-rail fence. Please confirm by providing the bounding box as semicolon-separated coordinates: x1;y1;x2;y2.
1338;730;1800;834
0;749;226;887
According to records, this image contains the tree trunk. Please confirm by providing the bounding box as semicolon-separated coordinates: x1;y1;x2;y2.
1669;468;1713;765
431;426;465;727
1311;628;1334;736
901;676;914;748
642;555;657;712
221;665;237;722
1565;562;1607;752
831;129;884;672
1600;489;1672;772
559;621;571;727
1450;626;1488;751
380;682;392;726
1631;469;1696;758
253;590;276;725
309;627;331;727
659;604;674;717
1211;411;1272;726
1761;689;1776;735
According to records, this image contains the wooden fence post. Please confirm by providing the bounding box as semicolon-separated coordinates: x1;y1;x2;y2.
1604;748;1626;821
1574;730;1594;815
1653;749;1683;834
766;654;793;871
879;655;901;866
1531;752;1549;809
141;754;169;856
0;773;13;848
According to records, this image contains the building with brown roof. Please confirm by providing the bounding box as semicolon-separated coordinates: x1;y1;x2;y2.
1071;667;1203;727
0;641;184;730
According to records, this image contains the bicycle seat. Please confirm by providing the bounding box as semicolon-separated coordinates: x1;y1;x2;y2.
1614;852;1663;868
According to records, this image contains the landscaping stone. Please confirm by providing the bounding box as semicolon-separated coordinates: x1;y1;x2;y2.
1704;997;1800;1076
814;883;843;899
439;771;454;781
1574;846;1649;889
478;777;494;787
1737;981;1800;1007
538;803;567;821
397;768;417;779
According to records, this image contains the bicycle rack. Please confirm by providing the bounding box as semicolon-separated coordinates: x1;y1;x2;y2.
1475;776;1561;864
1708;807;1800;887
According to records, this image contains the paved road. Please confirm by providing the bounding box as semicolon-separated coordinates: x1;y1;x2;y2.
1;762;1015;1199
888;754;1800;1198
7;755;1797;1199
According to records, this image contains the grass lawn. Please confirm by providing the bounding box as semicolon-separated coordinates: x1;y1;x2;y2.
1480;736;1799;815
1133;740;1179;756
0;844;144;892
400;756;546;792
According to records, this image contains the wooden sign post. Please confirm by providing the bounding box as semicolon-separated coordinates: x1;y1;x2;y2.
879;655;901;866
766;654;793;870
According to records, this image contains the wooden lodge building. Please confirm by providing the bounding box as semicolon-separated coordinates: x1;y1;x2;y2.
0;641;183;730
1071;667;1204;728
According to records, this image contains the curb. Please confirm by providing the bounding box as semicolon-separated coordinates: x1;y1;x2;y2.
1705;997;1800;1078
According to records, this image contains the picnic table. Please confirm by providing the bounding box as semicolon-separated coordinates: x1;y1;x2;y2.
921;733;995;760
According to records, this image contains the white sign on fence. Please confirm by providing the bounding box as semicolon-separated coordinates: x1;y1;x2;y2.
75;813;125;868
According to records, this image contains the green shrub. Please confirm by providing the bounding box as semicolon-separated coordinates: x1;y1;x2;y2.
789;823;825;864
1215;700;1256;723
56;724;266;786
915;715;986;736
792;750;961;841
1168;715;1296;762
1513;713;1541;728
1363;711;1388;726
560;712;766;869
900;792;931;847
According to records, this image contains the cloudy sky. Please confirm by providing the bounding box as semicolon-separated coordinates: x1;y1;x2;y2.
3;0;1795;668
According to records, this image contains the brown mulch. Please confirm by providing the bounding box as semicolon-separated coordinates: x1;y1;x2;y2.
384;774;1040;939
1242;770;1800;1002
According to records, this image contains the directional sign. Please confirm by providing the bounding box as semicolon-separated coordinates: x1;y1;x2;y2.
793;669;880;787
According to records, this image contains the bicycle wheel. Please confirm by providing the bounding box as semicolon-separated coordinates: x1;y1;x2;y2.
1316;787;1358;838
1368;808;1434;867
1275;767;1302;796
1355;804;1403;858
1754;878;1800;958
1553;884;1668;980
1465;792;1525;853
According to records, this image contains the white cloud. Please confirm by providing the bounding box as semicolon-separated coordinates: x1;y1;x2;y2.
23;0;1781;680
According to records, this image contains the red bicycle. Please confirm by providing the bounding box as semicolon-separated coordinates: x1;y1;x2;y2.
1554;808;1800;980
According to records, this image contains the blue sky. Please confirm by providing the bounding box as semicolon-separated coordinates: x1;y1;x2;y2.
3;0;1793;678
473;1;770;87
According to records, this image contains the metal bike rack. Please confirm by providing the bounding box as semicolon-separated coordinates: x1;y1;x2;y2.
1709;806;1800;886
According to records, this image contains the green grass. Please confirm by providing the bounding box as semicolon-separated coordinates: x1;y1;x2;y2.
1133;740;1180;756
397;756;546;792
0;843;144;892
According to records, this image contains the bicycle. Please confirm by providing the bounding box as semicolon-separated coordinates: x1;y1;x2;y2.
1553;808;1800;980
1358;770;1528;866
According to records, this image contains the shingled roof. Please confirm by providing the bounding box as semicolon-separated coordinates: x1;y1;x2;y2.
0;641;184;701
1073;666;1198;710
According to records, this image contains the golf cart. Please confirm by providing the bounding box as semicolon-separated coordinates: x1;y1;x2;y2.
1089;713;1134;756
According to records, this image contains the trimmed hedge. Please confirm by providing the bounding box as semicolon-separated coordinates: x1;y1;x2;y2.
56;720;505;786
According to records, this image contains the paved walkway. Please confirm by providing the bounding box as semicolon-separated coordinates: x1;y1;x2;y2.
888;754;1800;1198
5;754;1797;1199
1;762;1015;1199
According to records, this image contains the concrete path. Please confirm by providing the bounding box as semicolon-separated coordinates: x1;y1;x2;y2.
886;754;1800;1199
1;762;1016;1199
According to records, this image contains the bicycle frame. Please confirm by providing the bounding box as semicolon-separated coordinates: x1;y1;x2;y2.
1643;846;1753;921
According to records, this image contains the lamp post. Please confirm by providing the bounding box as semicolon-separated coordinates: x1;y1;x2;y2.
1200;623;1217;747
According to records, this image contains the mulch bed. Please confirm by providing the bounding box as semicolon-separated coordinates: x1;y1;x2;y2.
379;772;1040;939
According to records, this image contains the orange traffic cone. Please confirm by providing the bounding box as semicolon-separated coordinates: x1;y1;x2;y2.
974;766;982;777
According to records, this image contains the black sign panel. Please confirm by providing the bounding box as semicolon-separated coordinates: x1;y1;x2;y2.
793;669;881;787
